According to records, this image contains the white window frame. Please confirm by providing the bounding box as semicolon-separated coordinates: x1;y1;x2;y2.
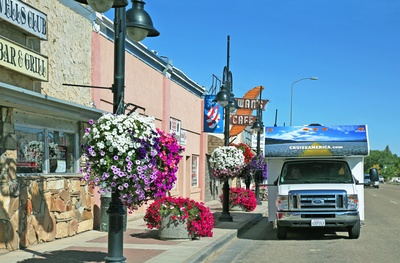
14;110;80;175
191;155;199;187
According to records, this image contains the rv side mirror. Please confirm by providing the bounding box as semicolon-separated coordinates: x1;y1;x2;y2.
369;168;379;182
273;178;279;186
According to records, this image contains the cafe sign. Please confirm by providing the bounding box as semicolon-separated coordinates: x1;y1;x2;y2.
235;98;269;110
230;114;257;126
0;35;48;81
0;0;47;40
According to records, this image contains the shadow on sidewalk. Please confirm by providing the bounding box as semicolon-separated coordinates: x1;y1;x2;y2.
14;249;106;263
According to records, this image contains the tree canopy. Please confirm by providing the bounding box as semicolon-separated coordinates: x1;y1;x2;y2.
364;145;400;180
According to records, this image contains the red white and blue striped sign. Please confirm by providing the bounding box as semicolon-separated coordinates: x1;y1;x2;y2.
203;95;224;133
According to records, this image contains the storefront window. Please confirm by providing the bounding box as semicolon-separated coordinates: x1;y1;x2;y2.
191;155;199;187
16;126;45;173
48;130;76;173
16;125;77;174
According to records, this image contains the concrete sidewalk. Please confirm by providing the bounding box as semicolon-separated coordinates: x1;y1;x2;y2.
0;200;268;263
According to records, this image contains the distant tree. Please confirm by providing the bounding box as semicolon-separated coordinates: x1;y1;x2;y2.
364;146;400;180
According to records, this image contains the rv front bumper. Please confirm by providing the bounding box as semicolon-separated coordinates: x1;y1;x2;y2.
276;211;359;228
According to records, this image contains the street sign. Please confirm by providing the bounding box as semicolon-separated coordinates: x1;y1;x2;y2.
230;114;257;126
235;98;269;110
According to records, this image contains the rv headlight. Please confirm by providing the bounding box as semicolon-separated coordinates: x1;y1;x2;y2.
347;194;359;210
276;195;289;211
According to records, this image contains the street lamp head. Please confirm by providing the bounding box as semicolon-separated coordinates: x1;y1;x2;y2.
252;120;263;133
126;0;160;42
228;96;239;113
214;88;231;107
310;77;318;80
81;0;128;13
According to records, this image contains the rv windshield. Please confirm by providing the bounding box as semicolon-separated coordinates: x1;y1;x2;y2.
279;160;354;184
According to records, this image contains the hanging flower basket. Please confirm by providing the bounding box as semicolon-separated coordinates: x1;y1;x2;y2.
249;154;268;182
209;146;245;181
81;113;184;212
231;143;255;164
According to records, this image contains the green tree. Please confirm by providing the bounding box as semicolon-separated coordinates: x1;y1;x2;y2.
364;145;400;180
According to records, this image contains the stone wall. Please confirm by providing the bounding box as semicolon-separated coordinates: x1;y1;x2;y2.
18;176;94;248
0;107;19;252
0;175;94;253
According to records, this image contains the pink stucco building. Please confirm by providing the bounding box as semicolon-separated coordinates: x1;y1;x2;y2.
90;13;208;217
0;1;214;252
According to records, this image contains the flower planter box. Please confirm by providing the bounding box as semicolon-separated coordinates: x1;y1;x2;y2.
159;217;191;240
230;206;245;212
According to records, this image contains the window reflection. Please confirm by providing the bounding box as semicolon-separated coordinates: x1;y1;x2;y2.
17;127;44;173
16;126;76;174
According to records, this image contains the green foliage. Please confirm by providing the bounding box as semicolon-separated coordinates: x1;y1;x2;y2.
364;146;400;180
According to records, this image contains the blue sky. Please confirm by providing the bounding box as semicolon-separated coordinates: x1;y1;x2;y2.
105;1;400;155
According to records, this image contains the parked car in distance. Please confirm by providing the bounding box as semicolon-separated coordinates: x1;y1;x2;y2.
379;176;384;183
364;174;379;188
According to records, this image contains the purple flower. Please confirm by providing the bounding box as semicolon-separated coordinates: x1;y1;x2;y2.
81;115;181;214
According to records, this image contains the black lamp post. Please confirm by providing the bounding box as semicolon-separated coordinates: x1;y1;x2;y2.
251;87;264;205
215;35;236;222
74;1;158;262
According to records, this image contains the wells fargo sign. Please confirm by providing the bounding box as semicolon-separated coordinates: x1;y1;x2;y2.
0;35;48;81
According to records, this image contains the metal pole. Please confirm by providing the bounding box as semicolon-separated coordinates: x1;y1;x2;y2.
255;87;262;205
290;77;317;126
219;35;233;222
104;6;126;263
290;82;294;126
219;101;233;222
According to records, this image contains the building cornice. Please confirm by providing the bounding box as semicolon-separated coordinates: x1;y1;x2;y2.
0;82;104;122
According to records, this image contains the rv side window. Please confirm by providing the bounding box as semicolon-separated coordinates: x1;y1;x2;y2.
280;160;353;184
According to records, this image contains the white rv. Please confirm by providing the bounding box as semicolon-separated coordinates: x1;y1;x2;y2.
265;125;378;239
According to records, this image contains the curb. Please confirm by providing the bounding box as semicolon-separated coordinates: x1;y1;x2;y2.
186;230;237;263
186;213;264;263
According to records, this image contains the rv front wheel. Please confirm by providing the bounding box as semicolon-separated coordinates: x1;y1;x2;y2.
348;220;361;239
277;224;288;239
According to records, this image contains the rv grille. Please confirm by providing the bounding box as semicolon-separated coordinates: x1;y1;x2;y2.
288;190;347;211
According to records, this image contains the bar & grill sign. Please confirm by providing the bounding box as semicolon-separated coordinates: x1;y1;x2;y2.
0;35;48;81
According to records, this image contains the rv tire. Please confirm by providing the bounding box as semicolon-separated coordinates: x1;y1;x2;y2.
348;220;361;239
277;224;287;239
